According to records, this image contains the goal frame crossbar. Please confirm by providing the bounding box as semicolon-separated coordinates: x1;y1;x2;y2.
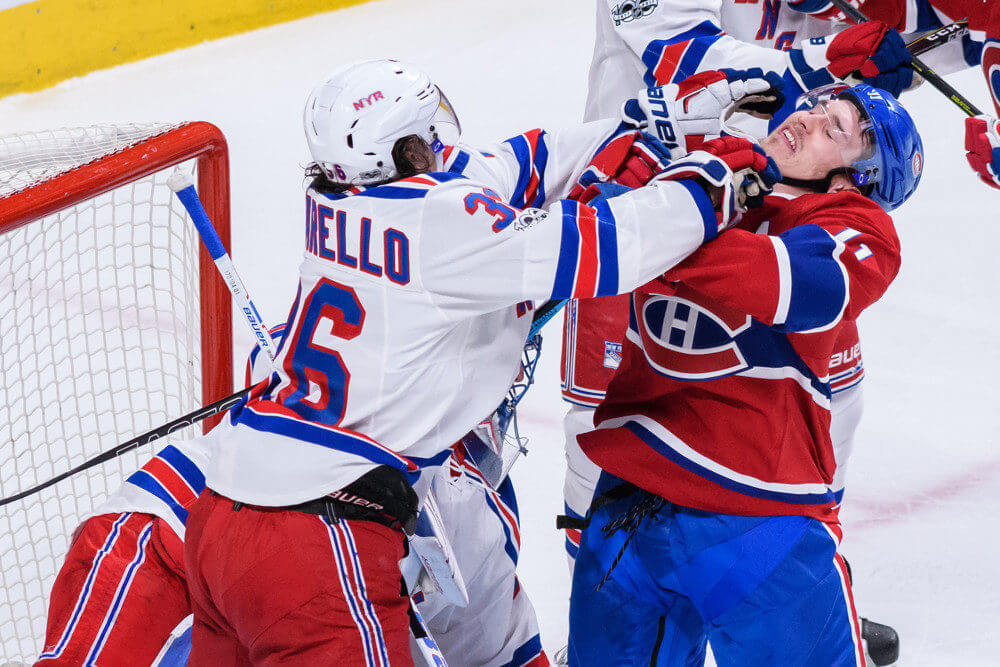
0;121;234;426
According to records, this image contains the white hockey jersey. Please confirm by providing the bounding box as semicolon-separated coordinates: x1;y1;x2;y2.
205;121;721;506
90;323;291;539
572;0;872;507
586;0;849;128
93;432;213;540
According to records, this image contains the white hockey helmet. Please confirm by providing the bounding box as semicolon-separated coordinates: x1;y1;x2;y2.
303;59;461;185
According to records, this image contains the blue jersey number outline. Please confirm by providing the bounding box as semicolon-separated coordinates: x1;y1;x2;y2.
464;188;518;232
277;278;365;423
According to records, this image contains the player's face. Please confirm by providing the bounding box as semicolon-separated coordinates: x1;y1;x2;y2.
762;99;869;181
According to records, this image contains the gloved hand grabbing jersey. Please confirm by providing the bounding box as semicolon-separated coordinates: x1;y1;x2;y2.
621;68;786;159
653;136;782;233
965;115;1000;190
802;21;915;96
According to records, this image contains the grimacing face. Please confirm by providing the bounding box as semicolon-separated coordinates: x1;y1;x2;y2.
760;99;871;181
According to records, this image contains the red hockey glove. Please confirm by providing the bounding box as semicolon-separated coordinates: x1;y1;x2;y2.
802;21;915;96
965;115;1000;190
653;137;782;232
614;138;673;189
568;130;676;204
699;136;783;210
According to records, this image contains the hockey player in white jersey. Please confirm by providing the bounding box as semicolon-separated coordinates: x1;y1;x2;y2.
36;320;546;667
588;0;916;133
181;59;783;663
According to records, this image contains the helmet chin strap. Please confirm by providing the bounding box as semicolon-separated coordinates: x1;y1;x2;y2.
780;167;855;194
779;174;834;193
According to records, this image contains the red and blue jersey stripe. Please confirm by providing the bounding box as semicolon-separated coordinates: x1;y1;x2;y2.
125;445;205;525
551;199;619;300
501;633;548;667
504;129;549;209
442;145;473;175
232;398;419;476
642;20;726;86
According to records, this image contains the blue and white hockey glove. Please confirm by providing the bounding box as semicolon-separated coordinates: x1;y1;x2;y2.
622;69;785;159
965;115;1000;191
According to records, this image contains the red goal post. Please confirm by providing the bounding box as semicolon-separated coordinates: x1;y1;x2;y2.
0;121;233;418
0;121;233;662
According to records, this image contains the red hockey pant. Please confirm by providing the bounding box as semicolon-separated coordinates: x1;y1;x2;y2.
35;512;190;666
184;490;412;666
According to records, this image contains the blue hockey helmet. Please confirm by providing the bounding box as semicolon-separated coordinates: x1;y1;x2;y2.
797;83;924;211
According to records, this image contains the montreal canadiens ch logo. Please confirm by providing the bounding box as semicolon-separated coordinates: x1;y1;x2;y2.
637;294;751;380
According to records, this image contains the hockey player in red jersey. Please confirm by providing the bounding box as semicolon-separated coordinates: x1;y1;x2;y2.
566;83;923;666
563;4;914;662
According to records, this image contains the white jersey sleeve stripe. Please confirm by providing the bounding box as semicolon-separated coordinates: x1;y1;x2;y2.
769;235;793;326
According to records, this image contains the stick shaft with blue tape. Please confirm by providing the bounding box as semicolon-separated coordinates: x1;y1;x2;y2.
409;598;449;666
168;170;278;366
527;298;566;338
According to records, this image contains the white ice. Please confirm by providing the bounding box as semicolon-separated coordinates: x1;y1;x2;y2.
0;0;997;663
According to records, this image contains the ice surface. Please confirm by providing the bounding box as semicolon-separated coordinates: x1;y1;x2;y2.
0;0;996;663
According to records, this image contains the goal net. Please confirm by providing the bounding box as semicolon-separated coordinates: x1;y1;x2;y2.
0;122;233;662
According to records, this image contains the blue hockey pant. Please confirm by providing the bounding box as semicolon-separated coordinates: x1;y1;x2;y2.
567;474;864;667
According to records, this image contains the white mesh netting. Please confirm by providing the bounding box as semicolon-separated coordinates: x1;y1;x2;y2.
0;125;206;662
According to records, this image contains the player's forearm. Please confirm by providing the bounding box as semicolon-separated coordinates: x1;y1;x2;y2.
491;119;626;210
657;225;863;333
580;179;719;298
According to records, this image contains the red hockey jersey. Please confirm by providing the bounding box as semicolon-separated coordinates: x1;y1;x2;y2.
560;293;864;405
578;191;901;522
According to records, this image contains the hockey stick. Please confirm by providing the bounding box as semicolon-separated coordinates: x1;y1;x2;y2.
0;387;251;506
527;298;567;337
409;599;449;666
906;20;969;57
829;0;981;116
168;170;279;364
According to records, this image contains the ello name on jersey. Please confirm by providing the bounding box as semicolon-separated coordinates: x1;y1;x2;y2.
304;193;411;285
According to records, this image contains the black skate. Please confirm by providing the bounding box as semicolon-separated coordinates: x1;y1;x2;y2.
862;617;900;666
